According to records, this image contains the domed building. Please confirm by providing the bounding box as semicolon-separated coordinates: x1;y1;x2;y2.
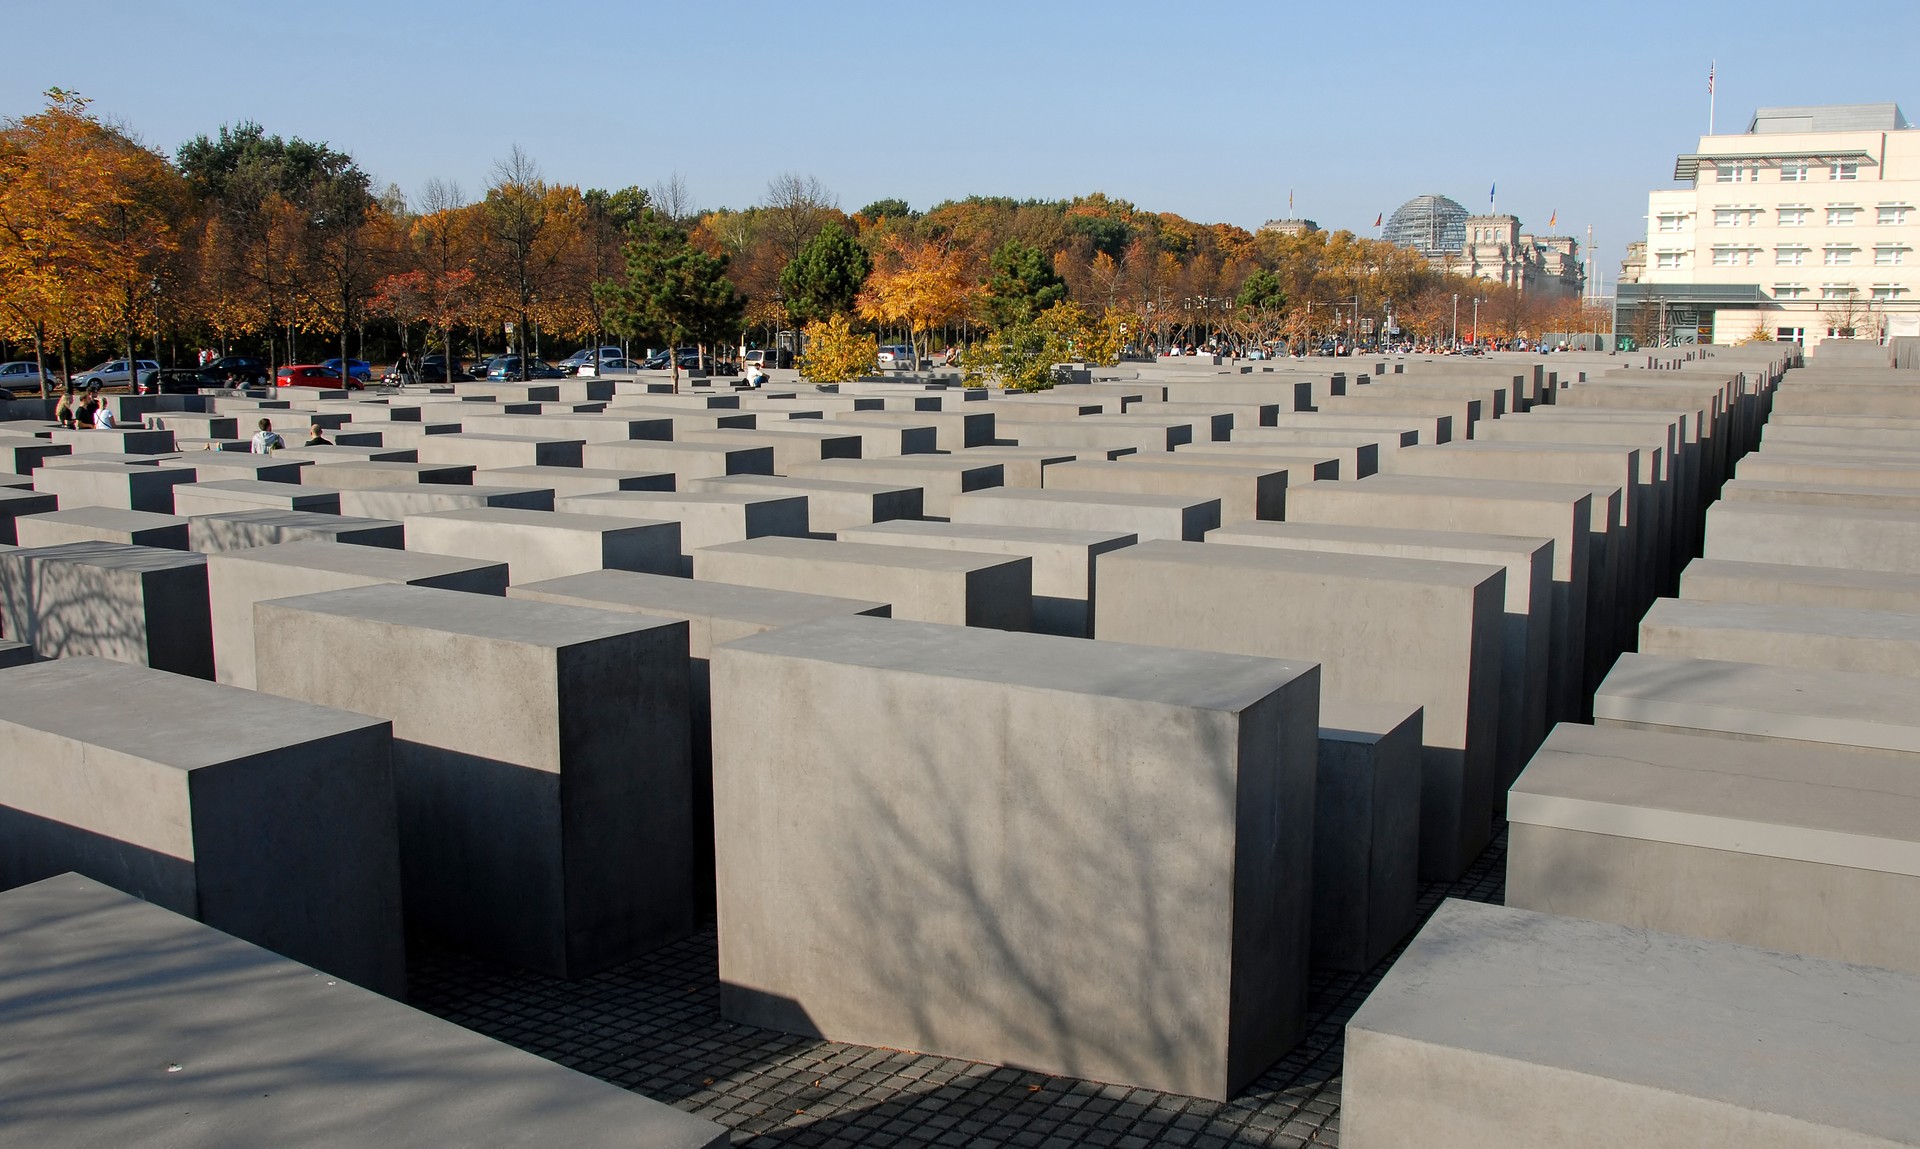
1383;194;1470;259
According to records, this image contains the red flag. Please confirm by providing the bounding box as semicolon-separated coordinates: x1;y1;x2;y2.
1549;209;1557;228
1373;212;1383;227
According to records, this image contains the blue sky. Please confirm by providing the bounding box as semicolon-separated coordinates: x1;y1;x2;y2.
7;0;1916;283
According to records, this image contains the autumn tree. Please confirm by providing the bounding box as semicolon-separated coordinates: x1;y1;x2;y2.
780;221;870;325
0;89;106;393
856;237;978;364
596;207;744;392
798;314;877;384
372;179;478;376
760;172;838;266
476;146;577;377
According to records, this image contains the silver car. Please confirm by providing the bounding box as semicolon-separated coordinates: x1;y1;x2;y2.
0;361;50;388
876;344;916;371
75;358;159;389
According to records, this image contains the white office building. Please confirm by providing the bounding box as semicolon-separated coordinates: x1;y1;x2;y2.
1620;103;1920;348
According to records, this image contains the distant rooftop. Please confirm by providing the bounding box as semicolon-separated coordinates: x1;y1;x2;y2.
1747;103;1911;133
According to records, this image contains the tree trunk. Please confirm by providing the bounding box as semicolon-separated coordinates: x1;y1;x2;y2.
32;324;48;401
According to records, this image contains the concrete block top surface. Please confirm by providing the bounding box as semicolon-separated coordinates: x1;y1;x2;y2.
0;655;381;771
959;487;1215;511
194;508;400;533
702;535;1024;574
1643;595;1920;644
1174;538;1504;590
259;582;675;651
406;506;661;532
1349;898;1920;1143
210;539;506;582
840;519;1136;548
1596;653;1920;754
511;569;889;630
1512;722;1920;876
1209;519;1551;557
0;873;728;1149
1683;557;1920;598
16;506;185;531
1337;473;1606;506
3;539;205;573
719;613;1316;710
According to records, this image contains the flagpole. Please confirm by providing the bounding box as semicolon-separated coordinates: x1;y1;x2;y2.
1709;60;1716;134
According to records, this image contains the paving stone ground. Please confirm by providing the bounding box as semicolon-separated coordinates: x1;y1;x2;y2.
411;824;1510;1147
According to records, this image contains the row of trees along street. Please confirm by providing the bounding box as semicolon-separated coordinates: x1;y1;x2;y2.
0;90;1612;394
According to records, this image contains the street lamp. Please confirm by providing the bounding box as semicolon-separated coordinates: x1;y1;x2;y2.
1472;297;1484;346
1450;293;1459;347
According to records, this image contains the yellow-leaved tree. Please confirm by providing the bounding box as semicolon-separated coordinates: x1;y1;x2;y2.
799;314;877;384
855;236;977;364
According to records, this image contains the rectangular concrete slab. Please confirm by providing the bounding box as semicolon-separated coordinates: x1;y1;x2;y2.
336;484;554;518
1097;540;1505;880
1703;500;1920;574
1509;720;1920;974
209;540;508;689
711;614;1320;1101
14;506;188;549
838;519;1134;638
403;507;681;584
0;541;211;676
1342;898;1920;1149
789;456;1005;517
189;508;404;553
1314;700;1422;973
0;659;402;993
694;536;1031;630
253;583;694;978
952;486;1220;542
33;462;195;514
557;491;810;573
1638;596;1920;679
0;873;728;1148
1678;556;1920;613
472;465;675;496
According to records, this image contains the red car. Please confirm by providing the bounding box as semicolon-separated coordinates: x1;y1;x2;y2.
275;364;364;390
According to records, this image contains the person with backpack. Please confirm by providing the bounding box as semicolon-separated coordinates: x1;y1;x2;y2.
250;418;284;454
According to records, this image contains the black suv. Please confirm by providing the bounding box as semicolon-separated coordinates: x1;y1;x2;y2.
203;356;269;385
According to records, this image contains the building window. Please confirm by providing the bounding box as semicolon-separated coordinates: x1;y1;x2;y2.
1875;245;1908;266
1779;162;1808;182
1824;246;1856;266
1880;205;1911;226
1822;285;1856;300
1773;284;1808;299
1713;209;1738;228
1657;214;1686;233
1776;246;1808;265
1828;206;1857;226
1872;285;1907;300
1831;161;1859;180
1655;251;1684;269
1778;206;1809;226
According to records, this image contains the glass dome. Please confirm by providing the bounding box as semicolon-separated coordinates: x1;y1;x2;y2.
1383;194;1469;259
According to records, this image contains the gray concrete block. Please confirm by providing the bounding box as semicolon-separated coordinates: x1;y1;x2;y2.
170;478;342;516
0;541;211;676
508;570;890;914
254;584;694;978
0;487;61;545
337;484;554;518
415;432;586;469
0;638;29;666
404;507;681;584
304;460;475;489
838;519;1134;637
1342;898;1920;1148
827;407;991;450
1594;652;1920;757
0;659;402;993
0;436;71;473
1678;556;1920;612
1208;520;1552;792
1703;500;1920;574
1314;701;1422;972
33;462;195;514
799;418;939;457
581;440;774;482
1047;458;1292;522
1720;477;1920;513
189;509;404;553
159;453;307;484
688;474;921;531
1098;540;1505;880
209;540;507;689
789;457;1004;517
473;465;675;496
711;615;1320;1100
558;491;810;573
952;445;1078;488
1509;721;1920;975
14;506;188;549
694;536;1031;630
679;426;863;473
1638;596;1920;678
952;487;1220;542
48;427;175;454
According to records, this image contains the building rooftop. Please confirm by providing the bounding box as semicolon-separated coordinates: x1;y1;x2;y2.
1748;103;1911;133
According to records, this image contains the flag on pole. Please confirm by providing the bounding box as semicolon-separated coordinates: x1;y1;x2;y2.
1374;212;1383;227
1549;209;1557;228
1288;189;1294;213
1490;182;1497;207
1708;63;1715;95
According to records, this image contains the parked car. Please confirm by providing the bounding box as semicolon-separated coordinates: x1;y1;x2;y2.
406;360;475;384
588;357;641;373
138;368;221;395
276;364;364;390
640;348;704;371
318;357;373;383
876;344;916;371
75;359;160;390
203;355;269;385
742;348;793;370
484;356;567;380
558;346;624;371
0;360;50;389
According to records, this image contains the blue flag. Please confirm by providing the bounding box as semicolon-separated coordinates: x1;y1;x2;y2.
1490;182;1496;204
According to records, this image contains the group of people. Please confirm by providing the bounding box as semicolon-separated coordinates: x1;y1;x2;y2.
245;418;330;454
53;383;116;430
